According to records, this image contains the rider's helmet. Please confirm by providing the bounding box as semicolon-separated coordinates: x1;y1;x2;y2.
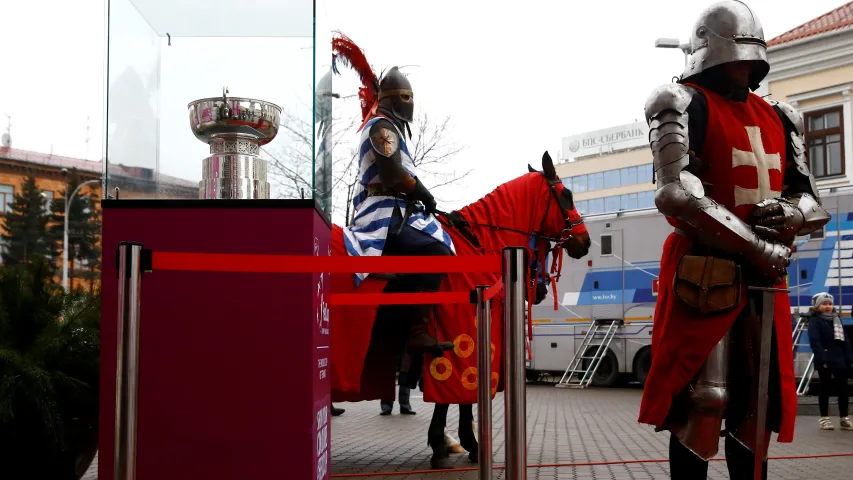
377;67;414;124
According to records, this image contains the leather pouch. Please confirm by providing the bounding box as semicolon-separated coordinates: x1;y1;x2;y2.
673;255;741;314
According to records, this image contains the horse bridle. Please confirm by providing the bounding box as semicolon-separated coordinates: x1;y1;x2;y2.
436;172;584;276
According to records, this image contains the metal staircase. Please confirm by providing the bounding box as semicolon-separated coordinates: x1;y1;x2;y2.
792;315;815;396
556;318;623;389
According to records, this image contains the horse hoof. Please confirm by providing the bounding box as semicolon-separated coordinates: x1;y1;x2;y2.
468;451;478;463
430;456;453;470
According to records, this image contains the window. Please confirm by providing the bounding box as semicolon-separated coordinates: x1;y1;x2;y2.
637;164;653;184
587;197;604;215
638;191;655;209
621;193;638;211
0;185;12;214
604;170;620;189
805;107;844;178
572;175;587;193
587;172;603;191
620;166;638;186
575;200;588;216
605;196;620;213
600;234;613;256
41;190;54;213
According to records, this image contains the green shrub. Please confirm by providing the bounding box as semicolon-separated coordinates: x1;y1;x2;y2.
0;257;101;479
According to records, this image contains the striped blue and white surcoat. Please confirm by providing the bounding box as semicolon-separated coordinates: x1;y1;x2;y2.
343;116;456;287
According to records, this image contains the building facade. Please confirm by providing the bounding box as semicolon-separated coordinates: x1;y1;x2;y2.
555;121;655;216
0;146;197;282
759;1;853;190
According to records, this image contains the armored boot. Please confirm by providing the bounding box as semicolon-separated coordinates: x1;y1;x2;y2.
406;304;453;357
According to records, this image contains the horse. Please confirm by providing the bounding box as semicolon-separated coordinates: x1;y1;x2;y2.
329;152;591;469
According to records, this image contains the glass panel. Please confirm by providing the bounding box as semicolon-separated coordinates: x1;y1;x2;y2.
827;134;841;142
107;0;316;202
314;0;333;215
600;235;612;255
620;166;637;186
561;177;572;188
0;184;13;213
808;114;825;131
575;200;588;216
604;169;620;189
826;111;840;129
637;191;655;209
828;142;843;176
41;190;55;213
637;164;653;183
588;197;604;215
620;193;638;211
605;195;620;213
573;175;587;193
128;0;312;37
809;145;825;177
587;172;603;191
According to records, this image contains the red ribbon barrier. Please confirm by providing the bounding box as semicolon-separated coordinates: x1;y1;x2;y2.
331;292;470;306
151;252;501;274
148;252;505;306
484;279;503;301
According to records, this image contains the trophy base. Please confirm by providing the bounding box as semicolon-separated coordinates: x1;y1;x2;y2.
199;179;270;199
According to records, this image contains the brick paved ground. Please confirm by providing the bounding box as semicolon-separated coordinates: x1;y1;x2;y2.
83;385;853;479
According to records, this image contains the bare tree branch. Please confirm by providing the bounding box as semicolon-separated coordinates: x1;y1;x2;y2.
266;105;468;222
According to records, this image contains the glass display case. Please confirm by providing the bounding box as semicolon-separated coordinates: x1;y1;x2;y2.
105;0;333;215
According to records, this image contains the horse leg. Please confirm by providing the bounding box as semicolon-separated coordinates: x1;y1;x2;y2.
458;403;478;463
427;403;452;469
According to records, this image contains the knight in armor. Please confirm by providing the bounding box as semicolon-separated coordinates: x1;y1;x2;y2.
637;2;831;479
333;35;456;358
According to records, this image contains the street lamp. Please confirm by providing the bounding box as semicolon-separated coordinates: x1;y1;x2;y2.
63;178;99;292
655;37;691;67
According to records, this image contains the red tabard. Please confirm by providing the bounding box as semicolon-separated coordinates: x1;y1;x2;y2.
637;84;797;443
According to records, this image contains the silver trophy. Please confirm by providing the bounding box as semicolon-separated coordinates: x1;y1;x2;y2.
188;88;282;199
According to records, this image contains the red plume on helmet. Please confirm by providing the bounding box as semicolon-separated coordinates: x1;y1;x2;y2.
331;32;379;121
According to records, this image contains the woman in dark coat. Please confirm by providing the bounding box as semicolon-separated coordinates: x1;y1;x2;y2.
808;292;853;430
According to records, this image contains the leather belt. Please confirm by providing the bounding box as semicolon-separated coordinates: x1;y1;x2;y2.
367;184;405;199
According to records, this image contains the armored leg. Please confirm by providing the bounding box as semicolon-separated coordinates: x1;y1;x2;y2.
672;329;731;460
405;303;454;356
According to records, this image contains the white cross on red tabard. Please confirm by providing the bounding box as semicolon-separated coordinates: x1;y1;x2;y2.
732;126;782;206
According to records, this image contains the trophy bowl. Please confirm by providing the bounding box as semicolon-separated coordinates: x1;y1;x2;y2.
188;89;282;199
188;96;282;145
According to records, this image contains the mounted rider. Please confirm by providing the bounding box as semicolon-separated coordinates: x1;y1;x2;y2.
637;2;830;479
333;34;456;358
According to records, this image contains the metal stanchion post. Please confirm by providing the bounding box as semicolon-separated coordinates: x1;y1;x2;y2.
114;242;145;480
503;247;528;480
475;285;493;480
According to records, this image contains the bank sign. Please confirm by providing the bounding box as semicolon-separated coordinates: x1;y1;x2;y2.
562;121;649;159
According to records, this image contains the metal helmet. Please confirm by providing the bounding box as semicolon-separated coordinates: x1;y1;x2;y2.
682;1;769;90
378;66;414;124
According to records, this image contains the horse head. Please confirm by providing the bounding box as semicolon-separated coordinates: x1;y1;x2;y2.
526;151;591;260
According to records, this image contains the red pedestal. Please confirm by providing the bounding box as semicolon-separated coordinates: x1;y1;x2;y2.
99;199;331;480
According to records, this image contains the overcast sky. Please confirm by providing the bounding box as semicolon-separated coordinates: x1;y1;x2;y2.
0;0;846;223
